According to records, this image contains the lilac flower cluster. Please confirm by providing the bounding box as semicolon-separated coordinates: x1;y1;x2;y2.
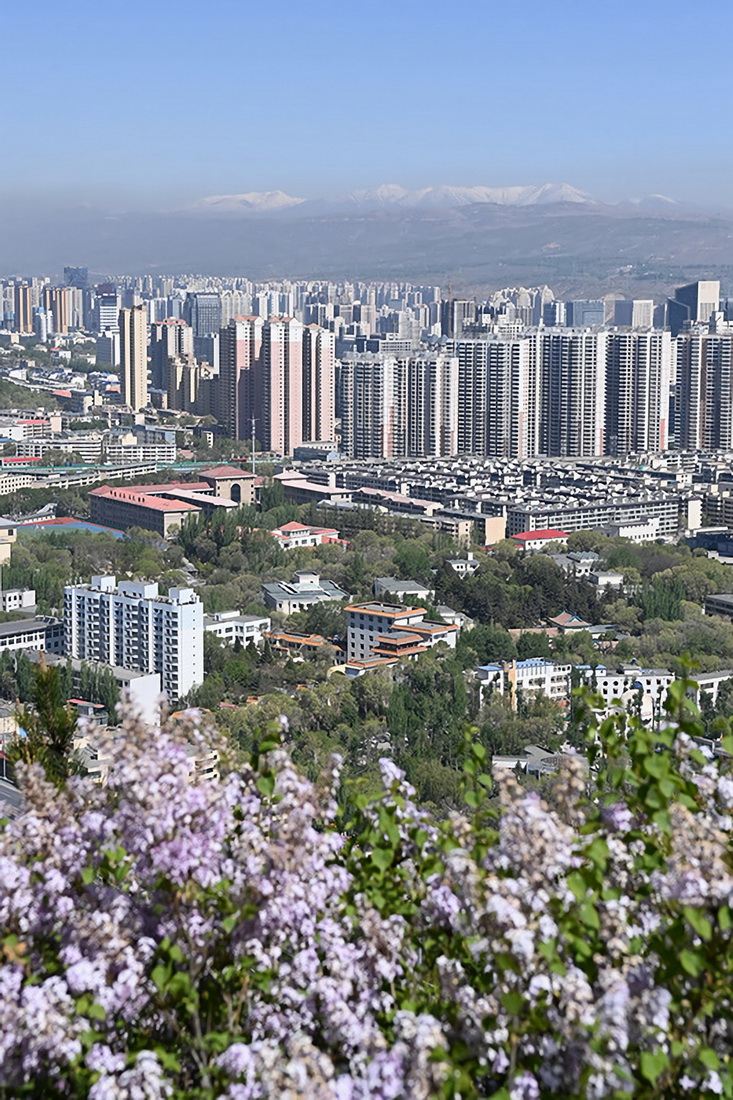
1;704;732;1097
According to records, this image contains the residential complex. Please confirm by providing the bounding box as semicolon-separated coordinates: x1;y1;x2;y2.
63;575;204;700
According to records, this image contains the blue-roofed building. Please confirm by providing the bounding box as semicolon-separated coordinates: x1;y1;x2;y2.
475;658;572;709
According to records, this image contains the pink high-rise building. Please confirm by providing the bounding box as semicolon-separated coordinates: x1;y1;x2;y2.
260;317;304;456
219;316;264;439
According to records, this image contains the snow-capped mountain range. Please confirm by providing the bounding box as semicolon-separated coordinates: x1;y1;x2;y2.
186;182;681;215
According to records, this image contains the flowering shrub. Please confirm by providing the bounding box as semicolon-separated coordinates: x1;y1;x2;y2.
2;682;733;1098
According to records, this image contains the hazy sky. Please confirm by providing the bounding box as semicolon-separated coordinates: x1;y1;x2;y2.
3;0;732;210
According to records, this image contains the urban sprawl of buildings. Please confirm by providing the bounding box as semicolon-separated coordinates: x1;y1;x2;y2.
0;273;731;463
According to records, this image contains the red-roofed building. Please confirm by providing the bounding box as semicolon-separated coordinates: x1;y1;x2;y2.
510;529;569;552
90;484;201;537
270;521;346;550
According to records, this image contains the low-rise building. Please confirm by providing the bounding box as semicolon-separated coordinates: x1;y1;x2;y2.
269;521;345;550
475;659;572;709
90;485;201;537
373;577;433;602
603;516;661;542
0;616;64;655
444;551;480;578
264;631;329;659
510;529;569;552
204;611;271;646
705;593;733;619
0;588;36;613
345;602;457;663
262;571;350;615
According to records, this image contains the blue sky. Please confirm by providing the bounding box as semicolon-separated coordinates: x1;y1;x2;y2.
3;0;731;209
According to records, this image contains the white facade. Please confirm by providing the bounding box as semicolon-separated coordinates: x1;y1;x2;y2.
475;659;572;709
63;575;203;701
204;611;271;646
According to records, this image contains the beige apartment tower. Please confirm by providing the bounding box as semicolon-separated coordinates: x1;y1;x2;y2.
119;305;149;410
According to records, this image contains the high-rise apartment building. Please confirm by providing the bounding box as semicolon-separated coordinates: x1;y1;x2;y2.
340;354;401;459
452;340;489;454
676;333;733;450
405;354;459;457
542;331;607;456
302;325;336;443
259;317;304;455
119;305;149;410
13;284;33;334
605;332;671;455
485;336;541;458
63;575;203;701
340;353;458;459
149;319;194;390
218;316;264;439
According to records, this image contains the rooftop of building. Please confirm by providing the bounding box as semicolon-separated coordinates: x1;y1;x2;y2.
200;465;255;479
345;602;426;617
0;616;60;637
511;528;569;540
90;485;200;513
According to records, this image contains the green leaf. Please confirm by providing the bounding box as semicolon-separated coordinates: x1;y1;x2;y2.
680;948;705;976
221;913;238;933
500;991;523;1014
151;964;171;992
699;1048;720;1070
579;900;600;930
370;847;393;871
256;774;275;798
640;1050;669;1084
87;1002;106;1021
719;906;732;932
683;906;712;941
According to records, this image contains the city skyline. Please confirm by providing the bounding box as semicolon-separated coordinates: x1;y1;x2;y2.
2;0;732;215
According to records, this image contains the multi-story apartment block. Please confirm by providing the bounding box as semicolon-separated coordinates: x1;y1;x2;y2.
218;316;263;439
63;575;204;701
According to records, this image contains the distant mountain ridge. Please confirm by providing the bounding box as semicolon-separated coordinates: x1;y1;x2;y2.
187;181;602;215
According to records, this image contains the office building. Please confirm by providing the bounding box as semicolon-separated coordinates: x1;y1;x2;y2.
613;299;655;328
565;300;605;327
186;292;222;338
668;280;720;336
95;285;120;333
63;575;204;701
119;305;149;410
64;267;88;290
